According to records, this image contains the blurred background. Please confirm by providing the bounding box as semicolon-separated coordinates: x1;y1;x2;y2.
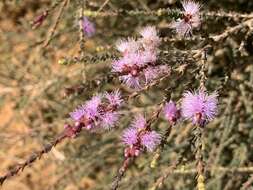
0;0;253;189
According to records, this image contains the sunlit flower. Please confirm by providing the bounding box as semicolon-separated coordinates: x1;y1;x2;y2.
115;38;140;55
131;114;147;129
172;1;201;36
119;75;142;89
139;26;161;49
105;90;123;107
122;114;161;156
101;112;119;129
69;91;123;130
113;26;168;90
122;127;138;146
181;90;218;126
140;131;161;152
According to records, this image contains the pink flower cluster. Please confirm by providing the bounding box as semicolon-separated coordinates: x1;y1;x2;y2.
69;90;123;133
112;26;169;89
122;115;161;158
172;1;201;37
163;90;218;127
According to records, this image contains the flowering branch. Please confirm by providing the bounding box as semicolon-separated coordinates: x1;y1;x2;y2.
112;102;165;190
83;8;181;19
83;9;253;19
0;68;171;185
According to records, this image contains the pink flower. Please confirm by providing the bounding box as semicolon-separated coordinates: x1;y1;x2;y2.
85;95;102;118
125;53;147;68
131;114;147;129
163;101;181;124
143;67;159;83
181;90;218;126
69;104;86;122
115;38;140;55
122;114;161;155
141;50;157;64
112;59;125;73
140;131;161;152
101;112;119;129
82;17;95;37
113;26;168;90
122;127;138;146
69;95;101;122
69;91;123;130
105;90;123;107
119;75;141;89
139;26;161;49
112;53;146;75
182;0;200;15
172;1;201;36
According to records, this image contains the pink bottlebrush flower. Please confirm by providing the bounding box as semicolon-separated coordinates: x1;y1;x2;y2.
125;52;147;68
139;26;161;49
105;90;123;107
181;90;218;126
84;95;102;119
69;104;86;122
141;50;158;64
143;65;170;83
131;114;147;130
163;101;181;124
122;127;138;146
101;112;119;129
122;114;161;157
112;59;125;73
119;75;142;89
143;67;160;83
69;91;122;130
140;131;161;152
172;1;201;37
115;38;140;55
112;53;146;74
182;0;200;15
69;96;101;121
113;26;169;90
82;17;95;37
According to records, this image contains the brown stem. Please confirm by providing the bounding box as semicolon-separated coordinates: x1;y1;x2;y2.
151;155;183;190
111;157;133;190
195;127;206;190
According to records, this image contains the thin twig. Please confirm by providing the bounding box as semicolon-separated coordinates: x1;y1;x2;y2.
0;130;69;185
43;0;68;47
97;0;110;13
111;157;133;190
